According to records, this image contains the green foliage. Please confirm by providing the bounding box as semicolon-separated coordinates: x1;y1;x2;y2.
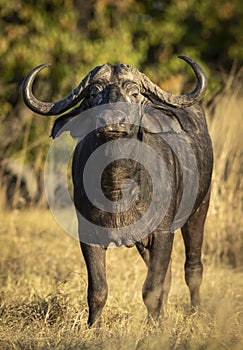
0;0;242;159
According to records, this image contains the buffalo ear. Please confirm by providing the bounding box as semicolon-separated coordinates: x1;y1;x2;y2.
51;105;86;138
141;107;182;134
51;110;95;140
51;115;75;138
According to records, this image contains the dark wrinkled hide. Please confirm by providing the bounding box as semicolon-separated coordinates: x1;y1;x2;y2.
22;57;213;327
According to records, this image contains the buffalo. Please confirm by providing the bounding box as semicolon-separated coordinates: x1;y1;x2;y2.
22;56;213;327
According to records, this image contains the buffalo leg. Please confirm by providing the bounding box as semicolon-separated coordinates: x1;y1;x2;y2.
80;242;108;327
142;231;174;320
181;189;211;307
163;258;172;306
136;242;149;266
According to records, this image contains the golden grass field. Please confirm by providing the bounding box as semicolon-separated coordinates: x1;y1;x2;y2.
0;72;242;349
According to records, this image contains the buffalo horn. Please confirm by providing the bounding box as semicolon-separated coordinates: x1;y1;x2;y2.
22;64;95;116
141;55;207;108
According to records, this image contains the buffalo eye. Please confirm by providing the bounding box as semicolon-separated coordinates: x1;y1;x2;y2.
131;91;139;98
125;83;140;99
90;84;104;98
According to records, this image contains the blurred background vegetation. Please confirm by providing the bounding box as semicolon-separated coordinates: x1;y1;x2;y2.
1;0;242;154
0;0;242;265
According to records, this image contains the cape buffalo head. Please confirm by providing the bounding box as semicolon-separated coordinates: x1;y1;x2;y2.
22;55;207;139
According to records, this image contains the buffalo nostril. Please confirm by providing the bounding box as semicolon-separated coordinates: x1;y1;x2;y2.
98;110;127;126
99;111;107;123
99;111;113;125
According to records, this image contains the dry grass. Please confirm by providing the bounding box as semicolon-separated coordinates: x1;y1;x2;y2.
0;210;242;349
0;73;242;349
205;68;243;267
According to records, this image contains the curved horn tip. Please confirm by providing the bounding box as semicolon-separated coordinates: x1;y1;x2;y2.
30;62;52;74
22;63;52;88
177;55;207;76
177;55;194;64
22;63;54;115
39;62;52;68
